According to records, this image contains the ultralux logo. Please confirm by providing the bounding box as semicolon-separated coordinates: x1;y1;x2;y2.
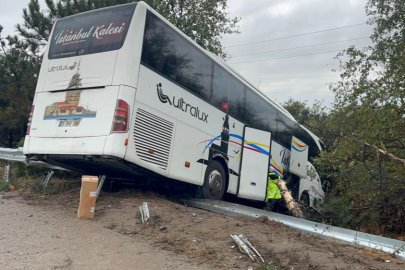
157;83;208;123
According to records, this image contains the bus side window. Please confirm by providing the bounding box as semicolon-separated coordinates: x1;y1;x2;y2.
228;84;246;121
212;64;229;109
245;90;263;129
212;64;246;119
142;11;212;101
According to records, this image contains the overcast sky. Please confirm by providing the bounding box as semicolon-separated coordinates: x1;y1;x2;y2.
222;0;373;107
0;0;374;107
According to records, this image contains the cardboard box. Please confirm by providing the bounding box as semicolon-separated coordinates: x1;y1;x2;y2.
78;175;99;219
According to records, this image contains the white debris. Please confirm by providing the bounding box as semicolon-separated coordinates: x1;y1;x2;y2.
139;202;150;223
238;234;265;263
230;234;256;261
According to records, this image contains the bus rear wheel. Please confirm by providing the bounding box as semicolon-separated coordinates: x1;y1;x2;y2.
202;161;227;200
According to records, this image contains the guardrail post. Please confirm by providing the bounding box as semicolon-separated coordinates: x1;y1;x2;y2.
4;165;10;183
43;171;55;187
95;175;106;201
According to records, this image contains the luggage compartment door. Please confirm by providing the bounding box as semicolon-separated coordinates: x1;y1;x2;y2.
289;136;309;178
237;126;271;201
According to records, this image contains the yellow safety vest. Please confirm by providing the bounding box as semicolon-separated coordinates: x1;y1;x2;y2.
267;173;282;200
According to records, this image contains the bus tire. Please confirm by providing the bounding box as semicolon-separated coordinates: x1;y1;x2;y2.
202;160;227;200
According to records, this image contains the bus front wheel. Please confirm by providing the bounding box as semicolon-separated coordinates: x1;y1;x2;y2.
202;161;227;200
299;191;310;206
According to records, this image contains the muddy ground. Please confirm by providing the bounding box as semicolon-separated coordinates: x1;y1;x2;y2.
0;183;404;270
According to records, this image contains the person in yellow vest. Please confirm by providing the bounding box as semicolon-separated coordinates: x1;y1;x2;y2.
267;166;282;200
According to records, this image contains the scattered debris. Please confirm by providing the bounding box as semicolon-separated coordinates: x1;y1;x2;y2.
230;234;256;261
8;184;15;191
192;212;197;217
106;222;118;230
238;234;265;263
230;234;264;263
159;226;167;232
139;202;150;223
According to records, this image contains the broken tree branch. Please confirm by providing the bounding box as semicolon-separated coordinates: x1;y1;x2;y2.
339;134;405;166
276;179;305;219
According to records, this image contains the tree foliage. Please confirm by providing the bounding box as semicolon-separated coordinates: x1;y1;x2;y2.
0;26;40;147
282;0;405;236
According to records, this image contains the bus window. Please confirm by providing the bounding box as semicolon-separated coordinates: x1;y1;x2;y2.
244;89;259;127
259;99;278;135
212;64;230;109
276;111;291;147
142;12;212;101
245;90;272;130
212;64;246;118
48;4;136;59
228;82;246;120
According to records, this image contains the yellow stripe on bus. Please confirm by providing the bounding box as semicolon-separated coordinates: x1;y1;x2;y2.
245;141;270;148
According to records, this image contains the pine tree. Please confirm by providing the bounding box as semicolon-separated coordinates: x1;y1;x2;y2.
0;25;40;147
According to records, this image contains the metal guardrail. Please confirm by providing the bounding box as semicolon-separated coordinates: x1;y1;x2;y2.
0;147;66;170
0;147;26;162
185;199;405;260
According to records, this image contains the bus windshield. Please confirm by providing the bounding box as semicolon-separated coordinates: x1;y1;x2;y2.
48;3;136;59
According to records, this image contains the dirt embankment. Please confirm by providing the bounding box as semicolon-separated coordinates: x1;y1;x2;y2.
1;186;404;270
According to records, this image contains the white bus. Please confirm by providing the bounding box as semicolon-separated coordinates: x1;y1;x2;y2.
24;1;324;206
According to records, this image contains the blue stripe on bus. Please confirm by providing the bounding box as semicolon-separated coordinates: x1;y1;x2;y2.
292;145;307;152
245;143;269;156
230;133;243;140
44;115;97;120
201;135;221;155
201;133;269;156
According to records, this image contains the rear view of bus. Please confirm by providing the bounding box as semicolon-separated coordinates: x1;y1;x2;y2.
24;3;142;176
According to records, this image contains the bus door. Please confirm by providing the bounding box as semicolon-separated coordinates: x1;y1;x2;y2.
237;126;271;201
289;136;309;178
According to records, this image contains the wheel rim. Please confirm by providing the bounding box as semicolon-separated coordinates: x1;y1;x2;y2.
208;169;223;195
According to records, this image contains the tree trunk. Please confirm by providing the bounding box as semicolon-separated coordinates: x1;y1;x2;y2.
276;179;305;218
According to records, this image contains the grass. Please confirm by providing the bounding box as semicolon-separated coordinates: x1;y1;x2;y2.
0;162;80;195
0;180;9;192
256;261;282;270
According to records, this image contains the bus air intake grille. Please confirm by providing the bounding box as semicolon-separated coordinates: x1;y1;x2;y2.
134;108;174;170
